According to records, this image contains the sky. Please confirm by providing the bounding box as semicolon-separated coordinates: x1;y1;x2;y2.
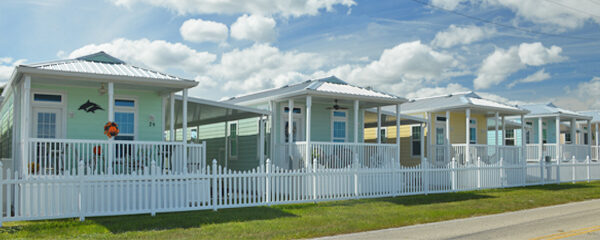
1;0;599;110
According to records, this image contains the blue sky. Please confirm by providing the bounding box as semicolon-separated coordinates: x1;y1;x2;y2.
1;0;599;110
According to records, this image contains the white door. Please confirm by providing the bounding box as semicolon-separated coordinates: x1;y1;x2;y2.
32;107;63;138
435;125;446;162
283;116;304;142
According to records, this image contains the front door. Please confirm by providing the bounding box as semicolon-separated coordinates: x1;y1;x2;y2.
32;107;63;138
435;125;446;162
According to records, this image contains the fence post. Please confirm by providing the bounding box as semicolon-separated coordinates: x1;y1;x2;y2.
587;156;591;183
424;158;429;195
477;156;481;190
572;156;576;184
150;160;156;216
451;157;456;192
354;156;359;199
500;157;504;188
540;158;545;185
312;158;317;203
78;160;85;222
557;155;561;184
0;162;3;227
212;159;218;211
265;158;271;207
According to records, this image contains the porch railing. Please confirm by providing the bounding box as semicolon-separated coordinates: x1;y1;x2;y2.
275;141;399;169
26;138;206;176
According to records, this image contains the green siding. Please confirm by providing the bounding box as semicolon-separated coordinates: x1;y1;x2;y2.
31;84;163;141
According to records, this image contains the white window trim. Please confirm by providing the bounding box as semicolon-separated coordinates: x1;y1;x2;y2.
228;121;239;160
410;124;421;157
114;96;138;140
505;129;515;145
279;104;305;143
376;127;387;143
331;109;348;142
30;89;67;138
469;118;477;144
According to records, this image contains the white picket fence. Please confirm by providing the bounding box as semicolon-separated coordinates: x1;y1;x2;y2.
1;156;599;226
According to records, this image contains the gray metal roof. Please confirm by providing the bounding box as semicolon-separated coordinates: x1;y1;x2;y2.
519;103;591;120
22;52;189;82
579;110;600;123
401;92;528;115
223;76;406;105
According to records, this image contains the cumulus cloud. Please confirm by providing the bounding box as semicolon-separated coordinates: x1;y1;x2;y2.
431;25;496;48
230;14;277;43
67;38;216;74
405;83;469;99
430;0;600;31
507;69;551;89
474;42;565;89
180;18;228;43
0;57;26;83
555;76;600;110
111;0;356;18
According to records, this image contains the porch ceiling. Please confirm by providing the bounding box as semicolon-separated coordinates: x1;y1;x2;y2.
28;74;185;94
169;95;270;128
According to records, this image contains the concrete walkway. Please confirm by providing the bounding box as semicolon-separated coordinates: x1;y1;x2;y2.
315;199;600;240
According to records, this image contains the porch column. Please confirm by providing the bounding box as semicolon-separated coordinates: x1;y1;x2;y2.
588;120;592;158
420;122;425;166
224;120;228;168
596;123;599;160
306;96;312;169
269;100;275;165
21;75;31;176
571;118;576;145
445;111;450;162
555;116;560;161
182;89;188;172
502;115;506;161
521;115;526;163
259;115;265;166
427;112;432;162
495;112;499;162
538;118;543;161
466;108;471;163
354;100;359;144
376;107;382;144
108;82;114;174
396;104;401;166
288;99;294;167
169;92;175;142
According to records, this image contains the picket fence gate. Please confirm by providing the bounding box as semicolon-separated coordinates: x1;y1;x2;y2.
1;156;600;226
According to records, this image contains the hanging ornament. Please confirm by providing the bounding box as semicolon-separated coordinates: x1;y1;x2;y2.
104;121;120;138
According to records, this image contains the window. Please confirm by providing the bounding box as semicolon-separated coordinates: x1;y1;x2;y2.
526;121;533;144
542;122;548;143
228;122;238;159
565;133;571;143
436;116;447;122
114;98;135;141
332;110;347;142
584;133;589;145
469;119;477;144
284;107;302;114
378;128;387;143
33;94;62;103
36;112;57;138
411;126;421;157
505;130;515;146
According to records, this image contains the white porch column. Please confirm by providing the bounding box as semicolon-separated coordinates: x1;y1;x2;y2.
108;82;114;174
259;115;265;166
224;119;228;168
495;112;499;162
521;115;526;163
427;112;432;162
588;120;592;157
306;96;312;169
395;104;401;165
269;100;275;164
538;118;543;161
466;108;471;163
446;111;450;162
596;123;599;160
420;122;425;165
169;92;175;142
20;75;31;176
555;116;560;161
354;100;359;144
288;99;294;167
502;115;506;161
182;89;188;172
376;106;382;144
571;118;576;145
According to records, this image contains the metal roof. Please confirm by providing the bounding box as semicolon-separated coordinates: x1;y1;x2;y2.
401;92;528;115
23;52;189;82
579;110;600;123
519;103;591;120
223;76;406;105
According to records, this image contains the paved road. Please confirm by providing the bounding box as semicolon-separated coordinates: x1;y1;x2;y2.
315;199;600;240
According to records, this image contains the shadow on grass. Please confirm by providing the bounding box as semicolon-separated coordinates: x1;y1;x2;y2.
517;183;594;191
88;206;296;234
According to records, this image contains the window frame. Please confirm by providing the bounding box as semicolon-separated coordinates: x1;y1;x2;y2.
228;121;239;160
30;90;67;138
114;96;137;141
331;109;348;143
410;125;422;157
469;119;477;144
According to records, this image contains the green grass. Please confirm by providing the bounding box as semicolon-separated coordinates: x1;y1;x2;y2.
3;182;600;240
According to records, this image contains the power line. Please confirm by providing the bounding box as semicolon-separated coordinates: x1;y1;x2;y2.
543;0;600;19
411;0;600;41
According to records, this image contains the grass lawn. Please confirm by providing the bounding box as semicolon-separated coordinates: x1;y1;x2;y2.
2;182;600;239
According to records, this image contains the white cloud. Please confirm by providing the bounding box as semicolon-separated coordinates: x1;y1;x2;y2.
474;42;565;89
431;25;496;48
507;69;551;88
431;0;600;31
180;18;228;43
68;38;216;74
0;57;26;83
405;83;469;99
230;14;277;43
206;43;327;93
111;0;356;18
555;76;600;110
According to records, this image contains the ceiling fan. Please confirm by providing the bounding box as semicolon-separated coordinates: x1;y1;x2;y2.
326;99;348;110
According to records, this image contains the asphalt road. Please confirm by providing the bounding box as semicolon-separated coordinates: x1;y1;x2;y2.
315;199;600;240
